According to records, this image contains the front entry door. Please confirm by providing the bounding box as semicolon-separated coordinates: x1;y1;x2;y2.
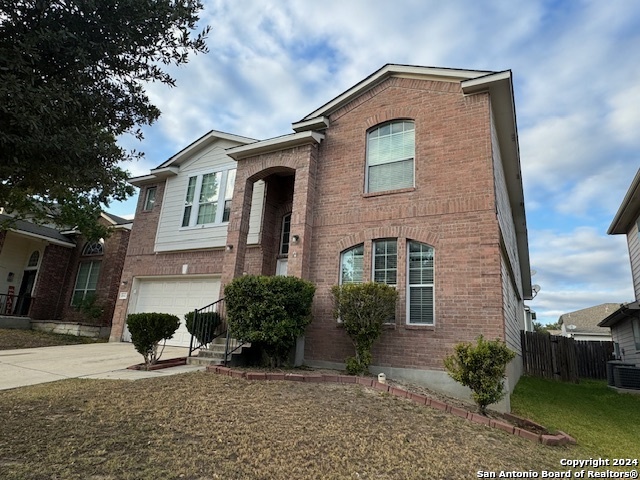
15;270;37;315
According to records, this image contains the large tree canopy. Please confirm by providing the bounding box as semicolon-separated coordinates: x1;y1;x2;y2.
0;0;209;239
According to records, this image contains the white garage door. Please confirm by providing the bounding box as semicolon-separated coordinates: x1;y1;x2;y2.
126;276;221;347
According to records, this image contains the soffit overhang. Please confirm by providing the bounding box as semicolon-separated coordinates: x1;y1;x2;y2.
608;169;640;235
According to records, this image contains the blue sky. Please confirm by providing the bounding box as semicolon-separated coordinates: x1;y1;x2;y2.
110;0;640;325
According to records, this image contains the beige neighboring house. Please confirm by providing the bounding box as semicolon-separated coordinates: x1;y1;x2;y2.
557;304;616;342
600;169;640;367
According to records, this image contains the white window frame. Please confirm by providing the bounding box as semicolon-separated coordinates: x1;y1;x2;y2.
340;244;364;285
280;213;292;255
143;186;157;211
365;120;415;193
181;167;236;229
372;239;397;287
71;261;101;306
372;239;397;324
406;241;435;325
633;317;640;351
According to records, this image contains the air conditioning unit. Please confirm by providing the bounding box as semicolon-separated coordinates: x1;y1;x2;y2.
612;365;640;390
606;361;634;386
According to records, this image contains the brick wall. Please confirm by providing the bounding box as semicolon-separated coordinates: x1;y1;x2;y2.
30;244;73;320
301;76;504;371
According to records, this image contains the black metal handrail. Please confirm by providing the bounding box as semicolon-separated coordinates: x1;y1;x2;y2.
0;293;34;317
188;298;226;357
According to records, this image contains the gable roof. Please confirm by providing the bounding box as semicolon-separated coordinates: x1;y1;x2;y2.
295;64;495;124
559;303;621;333
608;168;640;234
129;130;257;186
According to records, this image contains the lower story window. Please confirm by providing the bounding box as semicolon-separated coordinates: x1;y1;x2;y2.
72;261;101;305
340;244;364;284
407;241;434;325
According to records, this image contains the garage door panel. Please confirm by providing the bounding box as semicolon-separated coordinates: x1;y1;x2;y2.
127;276;221;347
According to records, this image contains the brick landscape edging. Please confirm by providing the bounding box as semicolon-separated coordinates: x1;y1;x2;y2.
208;366;577;447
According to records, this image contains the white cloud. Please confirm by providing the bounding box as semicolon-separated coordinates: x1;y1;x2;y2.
528;227;634;323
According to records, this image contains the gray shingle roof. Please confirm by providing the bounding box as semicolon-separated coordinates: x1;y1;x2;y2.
558;303;621;334
0;214;75;245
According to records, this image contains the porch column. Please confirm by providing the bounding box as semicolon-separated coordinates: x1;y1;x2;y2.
220;177;254;289
288;145;318;280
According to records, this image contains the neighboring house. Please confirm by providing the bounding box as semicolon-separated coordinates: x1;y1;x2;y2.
556;304;615;342
600;169;640;367
0;212;131;337
110;64;532;406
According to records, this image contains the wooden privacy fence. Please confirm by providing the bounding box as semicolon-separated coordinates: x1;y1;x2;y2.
521;331;614;383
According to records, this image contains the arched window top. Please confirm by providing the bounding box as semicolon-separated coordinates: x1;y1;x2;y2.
27;251;40;268
366;120;415;193
340;244;364;285
82;240;104;256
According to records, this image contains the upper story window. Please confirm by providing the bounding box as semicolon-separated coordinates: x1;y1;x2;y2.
407;241;434;325
366;120;415;193
182;168;236;228
340;244;364;284
82;240;104;256
143;186;157;211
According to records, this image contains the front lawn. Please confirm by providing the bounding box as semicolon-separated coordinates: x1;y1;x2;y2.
0;372;570;480
0;328;106;350
511;375;640;458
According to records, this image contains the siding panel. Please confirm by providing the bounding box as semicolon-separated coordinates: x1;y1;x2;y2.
154;140;264;252
627;220;640;299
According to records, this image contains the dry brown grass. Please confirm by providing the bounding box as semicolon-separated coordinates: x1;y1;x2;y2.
0;372;574;480
0;328;106;350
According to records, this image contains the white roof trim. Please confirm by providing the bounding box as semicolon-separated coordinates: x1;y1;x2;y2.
292;116;330;133
156;130;258;169
227;131;324;160
301;64;493;121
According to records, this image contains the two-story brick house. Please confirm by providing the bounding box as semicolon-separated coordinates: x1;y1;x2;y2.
110;64;532;404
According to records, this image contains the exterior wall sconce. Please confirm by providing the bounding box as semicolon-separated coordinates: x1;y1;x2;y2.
226;244;233;251
291;235;300;244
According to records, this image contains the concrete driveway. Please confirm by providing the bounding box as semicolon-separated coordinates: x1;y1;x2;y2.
0;342;205;391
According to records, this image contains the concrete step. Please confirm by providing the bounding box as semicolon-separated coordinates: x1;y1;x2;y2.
187;356;225;366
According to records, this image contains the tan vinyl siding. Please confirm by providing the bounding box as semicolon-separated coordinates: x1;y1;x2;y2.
612;318;640;366
627;219;640;300
491;105;523;299
154;140;264;252
502;253;523;355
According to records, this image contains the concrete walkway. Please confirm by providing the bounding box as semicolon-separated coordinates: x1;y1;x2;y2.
0;342;205;391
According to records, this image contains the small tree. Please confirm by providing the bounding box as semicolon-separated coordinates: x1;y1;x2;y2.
443;335;515;415
225;275;315;367
331;282;398;376
126;312;180;368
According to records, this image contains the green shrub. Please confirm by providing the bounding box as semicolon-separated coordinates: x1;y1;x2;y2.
331;282;398;376
126;312;180;367
443;335;516;414
224;275;315;367
184;310;222;345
